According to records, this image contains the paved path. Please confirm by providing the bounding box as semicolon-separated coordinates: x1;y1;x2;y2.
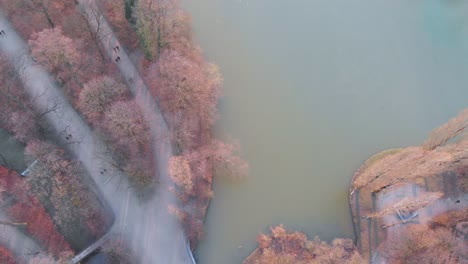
0;212;42;263
0;7;192;263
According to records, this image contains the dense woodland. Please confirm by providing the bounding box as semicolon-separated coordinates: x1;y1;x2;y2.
0;0;247;262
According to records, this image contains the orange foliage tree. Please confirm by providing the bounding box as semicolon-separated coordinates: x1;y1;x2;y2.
0;55;38;143
147;50;221;122
145;50;222;149
102;101;155;189
0;166;72;257
186;140;248;181
0;0;75;38
381;224;454;263
78;76;127;124
244;225;362;264
29;27;81;96
0;245;16;264
423;108;468;150
104;101;150;149
169;156;194;195
25;141;109;242
133;0;192;59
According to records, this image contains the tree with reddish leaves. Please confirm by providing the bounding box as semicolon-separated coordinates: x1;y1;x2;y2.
95;0;139;50
381;225;454;264
18;0;56;28
102;101;155;189
0;55;39;143
0;0;77;38
0;245;16;264
133;0;192;59
8;199;71;257
169;156;193;195
423;108;468;151
9;111;38;143
104;100;150;150
186;139;249;181
24;141;110;244
78;76;127;124
147;50;221;124
145;50;222;150
29;27;80;92
0;166;72;258
244;225;362;264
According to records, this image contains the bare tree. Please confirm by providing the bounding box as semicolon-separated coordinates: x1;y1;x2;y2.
78;4;111;61
366;191;443;219
18;0;55;28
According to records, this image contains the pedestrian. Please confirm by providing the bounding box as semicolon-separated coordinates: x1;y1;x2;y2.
115;56;120;62
0;30;3;36
1;30;5;35
115;45;120;52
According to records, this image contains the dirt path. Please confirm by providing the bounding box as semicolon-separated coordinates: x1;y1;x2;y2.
0;9;192;263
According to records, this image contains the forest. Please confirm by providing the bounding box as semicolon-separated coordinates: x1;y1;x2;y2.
0;0;246;262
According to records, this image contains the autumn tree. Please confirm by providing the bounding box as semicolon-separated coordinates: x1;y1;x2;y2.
244;225;362;264
78;76;127;124
0;0;76;37
104;100;150;149
0;55;39;143
100;238;134;264
133;0;191;59
166;112;199;150
145;50;221;149
96;0;139;49
423;108;468;150
169;156;193;195
186;139;248;181
29;27;80;88
77;4;108;61
24;141;109;247
147;50;221;121
102;101;155;189
0;55;29;114
381;225;454;263
18;0;57;28
0;245;16;264
0;166;72;257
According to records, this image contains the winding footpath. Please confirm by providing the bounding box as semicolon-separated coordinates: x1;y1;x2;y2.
0;7;192;264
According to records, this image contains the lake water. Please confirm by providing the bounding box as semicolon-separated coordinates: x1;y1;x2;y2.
182;0;468;263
